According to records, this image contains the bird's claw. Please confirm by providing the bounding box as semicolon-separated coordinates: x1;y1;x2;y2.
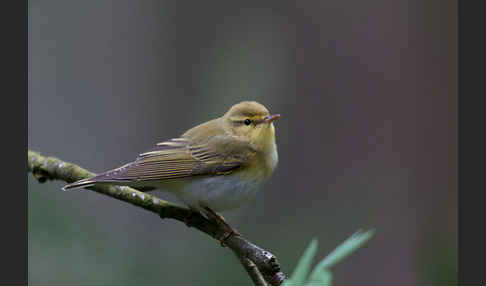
219;229;241;247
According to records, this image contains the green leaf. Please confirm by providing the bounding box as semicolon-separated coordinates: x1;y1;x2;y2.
308;229;375;282
306;269;332;286
284;229;375;286
283;238;318;286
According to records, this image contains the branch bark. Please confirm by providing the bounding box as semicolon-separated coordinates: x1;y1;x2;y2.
239;256;268;286
28;150;286;286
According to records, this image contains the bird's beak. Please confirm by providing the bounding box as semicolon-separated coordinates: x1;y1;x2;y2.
264;114;280;123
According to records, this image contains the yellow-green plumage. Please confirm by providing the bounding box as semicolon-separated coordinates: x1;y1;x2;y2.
62;101;279;212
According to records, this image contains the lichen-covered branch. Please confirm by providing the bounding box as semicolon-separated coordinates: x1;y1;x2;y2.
28;150;286;286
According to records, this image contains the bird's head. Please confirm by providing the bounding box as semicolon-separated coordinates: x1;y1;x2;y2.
223;101;280;151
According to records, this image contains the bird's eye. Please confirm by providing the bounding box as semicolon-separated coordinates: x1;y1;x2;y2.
244;119;252;125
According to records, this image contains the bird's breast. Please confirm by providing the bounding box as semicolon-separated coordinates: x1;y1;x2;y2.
258;139;279;179
173;173;263;212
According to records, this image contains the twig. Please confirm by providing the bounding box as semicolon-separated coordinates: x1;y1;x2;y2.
27;150;286;286
238;256;268;286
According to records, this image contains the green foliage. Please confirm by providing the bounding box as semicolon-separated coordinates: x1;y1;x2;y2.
282;229;375;286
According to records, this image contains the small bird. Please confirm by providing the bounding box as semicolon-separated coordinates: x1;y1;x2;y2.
63;101;279;242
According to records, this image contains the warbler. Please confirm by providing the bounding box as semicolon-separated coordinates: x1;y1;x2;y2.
63;101;279;239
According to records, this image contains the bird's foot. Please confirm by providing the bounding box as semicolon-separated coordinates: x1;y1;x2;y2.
202;206;241;247
219;228;241;247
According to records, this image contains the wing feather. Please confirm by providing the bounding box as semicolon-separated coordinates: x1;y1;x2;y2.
90;136;256;183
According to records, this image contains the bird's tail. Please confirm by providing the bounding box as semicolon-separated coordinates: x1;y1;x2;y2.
62;178;96;191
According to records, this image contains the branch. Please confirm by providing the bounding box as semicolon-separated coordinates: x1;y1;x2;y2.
239;256;268;286
28;150;286;286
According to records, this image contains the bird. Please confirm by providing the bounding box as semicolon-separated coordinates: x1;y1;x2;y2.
62;101;280;243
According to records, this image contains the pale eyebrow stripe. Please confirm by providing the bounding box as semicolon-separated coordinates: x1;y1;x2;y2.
229;115;265;122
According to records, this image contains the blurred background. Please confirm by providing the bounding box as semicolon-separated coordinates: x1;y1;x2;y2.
28;0;457;285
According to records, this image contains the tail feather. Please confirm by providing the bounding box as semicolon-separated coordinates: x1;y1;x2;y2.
62;167;126;191
61;162;155;192
62;179;96;191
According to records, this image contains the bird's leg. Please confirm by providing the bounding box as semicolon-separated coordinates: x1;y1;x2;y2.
202;206;241;247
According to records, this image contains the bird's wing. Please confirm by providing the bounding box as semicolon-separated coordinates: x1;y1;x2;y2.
88;136;256;183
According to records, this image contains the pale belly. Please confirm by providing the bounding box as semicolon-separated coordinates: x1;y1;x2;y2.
148;143;277;212
165;174;263;212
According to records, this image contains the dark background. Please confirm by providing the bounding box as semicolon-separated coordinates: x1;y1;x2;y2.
28;0;457;285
